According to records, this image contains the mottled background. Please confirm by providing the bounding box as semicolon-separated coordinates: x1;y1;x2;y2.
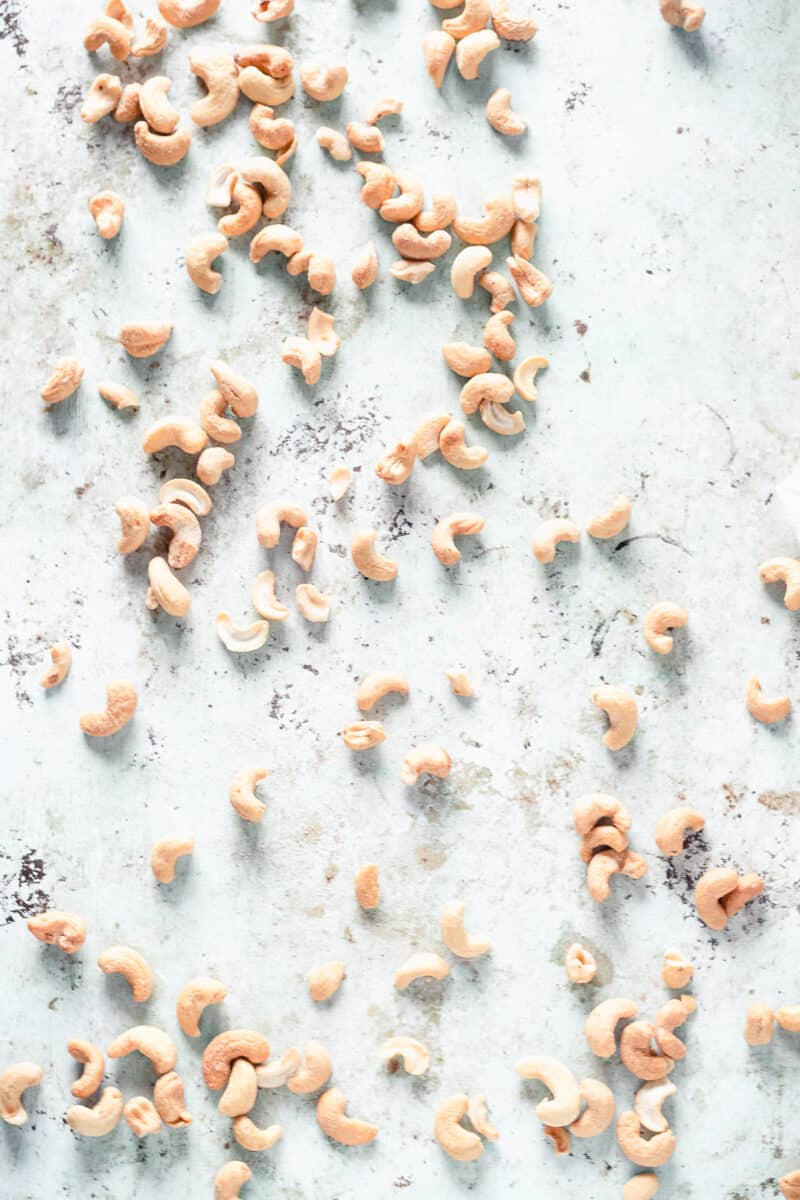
1;0;799;1195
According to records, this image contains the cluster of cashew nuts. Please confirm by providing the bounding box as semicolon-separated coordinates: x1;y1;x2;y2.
574;793;647;902
341;671;452;785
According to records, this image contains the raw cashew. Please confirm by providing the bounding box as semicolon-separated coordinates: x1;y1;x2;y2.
207;164;237;206
468;1094;499;1140
569;1078;615;1137
256;501;306;549
490;0;538;38
619;1022;671;1080
0;1063;42;1125
108;1026;176;1074
176;977;227;1037
134;122;191;166
250;224;303;261
229;767;268;824
487;88;526;135
455;28;500;79
158;0;220;26
66;1087;124;1136
317;127;351;160
307;254;336;294
198;447;235;484
356;161;396;209
439;419;489;468
202;1030;270;1090
434;1094;483;1161
330;466;352;501
643;601;687;653
380;1037;429;1075
442;0;490;35
354;863;380;909
89;190;124;237
214;1161;251;1200
481;270;517;313
693;867;738;930
28;910;86;953
401;744;451;785
593;685;638;750
83;16;131;59
443;343;491;378
616;1111;676;1167
585;997;638;1057
357;673;409;711
451;246;493;298
342;721;385;750
379;171;424;222
147;557;191;616
190;48;239;125
219;1059;258;1117
219;182;261;237
98;946;153;1002
287;1042;332;1094
301;63;348;101
124;1096;162;1136
307;961;345;1002
352;243;377;288
239;157;292;219
186;232;228;293
655;806;704;855
659;0;705;30
532;518;580;563
574;793;632;837
296;584;331;622
587;494;632;539
635;1078;676;1133
252;571;288;621
390;260;436;284
317;1088;377;1145
507;254;553;305
120;321;172;358
395;952;450;989
460;372;514;413
282;336;321;385
484;310;515;359
351;530;397;581
366;96;403;124
150;503;201;569
150;834;193;883
216;614;270;653
392;224;451;260
209;359;258;418
423;30;456;88
758;557;800;608
431;513;485;565
747;675;791;724
623;1178;660;1200
256;1047;302;1088
446;669;474;696
565;942;596;983
132;16;168;55
140;75;179;133
347;121;384;154
99;380;138;409
249;107;295;157
233;1115;283;1151
40;642;72;689
68;1040;104;1099
41;357;84;404
79;681;137;737
515;1056;581;1126
440;899;490;958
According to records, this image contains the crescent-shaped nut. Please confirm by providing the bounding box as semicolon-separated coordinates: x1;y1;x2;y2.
256;499;307;548
623;1176;661;1200
255;1047;302;1088
131;16;168;55
455;28;500;78
693;867;738;930
114;81;142;122
239;157;292;219
415;194;457;232
190;48;239;125
515;1056;581;1126
579;824;628;862
655;806;705;856
40;642;72;689
218;1059;258;1118
440;899;490;958
375;437;417;485
89;190;124;237
721;872;764;918
487;87;526;135
229;767;268;823
434;1094;483;1161
439;419;489;469
776;1006;800;1033
659;0;705;30
616;1111;676;1167
587;494;632;539
414;412;450;458
342;721;386;750
158;0;220;27
99;380;138;409
351;530;397;581
317;126;352;160
120;321;172;358
423;30;456;88
316;1088;377;1146
296;584;331;622
532;518;580;563
507;253;553;305
354;863;379;909
356;673;409;711
662;948;694;989
569;1077;615;1137
147;557;191;616
442;343;492;377
468;1094;499;1141
249;106;294;152
41;357;84;404
574;792;632;836
214;1161;251;1200
124;1095;162;1136
143;418;207;455
347;121;384;153
460;372;514;413
216;613;269;653
379;171;424;223
186;232;228;293
401;744;451;785
392;224;451;260
202;1031;269;1090
286;1042;332;1094
250;224;303;262
140;75;179;133
619;1022;671;1081
453;195;514;246
307;961;345;1002
197;447;235;485
209;359;258;418
451;246;493;298
643;601;688;653
98;946;153;1002
66;1087;124;1136
483;310;515;360
352;242;377;288
233;1115;283;1151
565;942;597;983
252;571;289;621
176;977;227;1037
28;910;86;953
635;1078;677;1132
150;503;201;569
510;217;536;259
593;684;638;750
0;1062;42;1125
301;62;348;101
390;259;436;284
431;512;485;566
107;1026;177;1075
380;1037;429;1075
84;15;131;59
134;121;191;166
159;478;212;516
67;1040;104;1100
281;336;321;385
79;681;137;737
747;675;792;724
150;834;193;883
442;0;490;37
490;0;537;38
479;400;524;435
395;951;450;989
238;64;294;105
585;997;638;1057
356;161;396;209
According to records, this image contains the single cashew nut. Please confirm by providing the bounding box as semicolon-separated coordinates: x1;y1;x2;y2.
252;571;288;621
742;1001;774;1046
307;307;340;357
120;321;172;358
190;48;239;125
28;910;86;954
423;30;456;88
99;381;138;410
287;1042;332;1094
390;259;436;284
722;872;764;918
140;75;179;133
491;0;537;37
301;62;348;101
453;195;514;246
98;946;153;1002
401;744;451;785
487;88;526;135
440;899;490;958
281;336;321;385
395;952;450;990
634;1077;677;1133
150;835;193;883
198;447;235;485
352;242;378;288
616;1110;676;1167
124;1095;162;1136
229;767;268;824
662;948;693;989
380;1037;429;1075
777;1006;800;1033
759;557;800;609
147;557;191;616
84;12;131;58
296;584;331;622
460;372;514;414
114;81;142;121
354;863;379;910
415;412;450;458
256;1047;302;1088
0;1063;42;1126
89;190;124;237
108;1026;176;1075
565;942;597;983
484;310;516;359
177;977;227;1037
515;1056;581;1126
307;961;345;1002
81;73;123;122
66;1087;124;1136
569;1077;615;1137
218;1059;258;1118
694;867;739;930
747;675;791;724
416;194;457;233
481;271;517;313
186;232;228;293
200;389;242;444
217;614;269;653
451;246;493;298
654;806;705;856
507;254;553;306
356;161;396;209
439;419;489;469
357;673;409;711
579;824;628;862
431;513;485;566
79;681;137;738
343;720;386;750
623;1177;661;1200
446;669;474;696
379;171;424;223
455;28;500;78
42;357;84;404
392;224;451;260
67;1040;104;1100
347;121;384;154
593;685;638;750
132;16;168;55
202;1031;270;1090
233;1115;283;1151
40;642;71;689
317;126;352;160
585;997;639;1057
659;0;705;30
316;1088;377;1145
134;121;191;166
574;792;632;837
158;0;220;25
214;1161;251;1200
587;494;632;539
209;359;258;418
443;343;492;378
239;157;292;219
292;527;318;571
479;400;524;436
150;503;202;569
442;0;490;36
532;518;581;563
620;1022;671;1080
143;418;208;457
434;1094;483;1161
256;500;307;549
351;530;398;581
642;601;688;653
250;224;303;262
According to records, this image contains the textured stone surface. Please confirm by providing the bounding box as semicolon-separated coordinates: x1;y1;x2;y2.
1;0;799;1195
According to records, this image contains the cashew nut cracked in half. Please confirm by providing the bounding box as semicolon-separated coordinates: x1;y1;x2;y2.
354;863;379;910
380;1037;429;1075
302;62;348;101
81;73;123;122
79;681;137;738
40;642;72;690
120;321;172;358
351;530;397;581
99;380;138;410
256;1047;302;1089
569;1078;615;1137
441;899;490;958
176;977;227;1037
282;336;322;385
68;1040;104;1100
401;744;451;785
585;997;638;1057
593;685;638;751
455;29;500;78
41;357;84;404
89;190;124;238
532;518;581;563
642;600;688;654
150;503;202;569
214;1161;251;1200
202;1030;270;1090
134;122;191;166
287;1042;332;1095
390;259;436;285
219;1059;258;1118
198;447;235;485
487;88;526;135
150;834;194;883
357;673;409;711
297;584;331;622
131;16;168;56
659;0;705;30
124;1096;162;1136
617;1111;676;1167
230;766;268;824
507;254;553;306
347;121;384;153
565;942;597;983
439;420;489;469
216;614;270;653
423;29;456;87
443;343;492;378
28;910;86;953
307;307;340;357
490;0;538;38
108;1026;177;1075
623;1177;660;1200
758;557;800;609
233;1115;284;1151
395;952;450;990
431;513;485;566
256;499;307;548
661;948;693;989
434;1095;483;1161
147;557;191;617
186;232;228;294
317;1088;377;1146
635;1077;676;1134
67;1087;124;1136
747;675;791;724
206;359;257;418
693;867;738;930
619;1022;671;1081
655;806;705;856
158;0;220;26
292;527;317;571
98;946;153;1002
451;245;493;298
0;1063;42;1126
342;721;386;750
515;1056;581;1126
446;669;474;697
586;494;632;540
480;400;524;436
190;48;239;126
307;961;345;1002
352;242;378;288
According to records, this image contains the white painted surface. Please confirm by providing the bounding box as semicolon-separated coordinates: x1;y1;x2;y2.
1;0;799;1196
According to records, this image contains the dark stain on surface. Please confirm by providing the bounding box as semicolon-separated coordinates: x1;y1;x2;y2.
74;481;94;498
0;0;27;58
0;850;49;924
758;790;800;816
574;320;588;336
1;634;36;708
52;81;84;120
579;367;591;383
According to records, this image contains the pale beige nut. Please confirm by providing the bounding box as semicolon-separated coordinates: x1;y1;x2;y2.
510;217;536;260
158;0;220;25
654;806;704;856
81;72;123;122
124;1095;162;1136
442;0;490;36
140;75;179;133
585;997;638;1057
238;65;295;106
579;825;628;862
415;194;457;233
317;126;352;161
308;961;345;1002
479;400;524;435
486;87;526;135
217;613;269;652
150;503;201;569
302;63;348;101
256;1047;302;1088
515;1056;581;1126
134;121;191;166
565;942;596;983
380;1037;429;1075
574;793;632;837
219;1059;258;1118
317;1087;377;1146
84;14;131;58
442;343;491;378
490;0;538;39
150;834;193;883
432;513;485;566
356;161;396;209
446;669;473;696
643;601;687;653
120;321;172;358
623;1177;661;1200
114;82;142;121
0;1063;42;1126
202;1031;269;1091
480;270;516;312
401;744;451;785
743;1002;774;1046
153;1072;193;1126
467;1094;499;1141
423;30;456;87
635;1078;676;1133
439;419;489;469
230;767;268;824
250;224;304;262
177;977;227;1037
434;1094;483;1161
619;1022;671;1081
67;1086;124;1136
307;308;340;358
722;872;764;918
507;254;553;305
41;357;84;404
282;336;322;385
256;499;307;548
143;418;207;456
484;311;515;360
532;518;580;563
659;0;705;30
89;190;124;238
694;867;738;930
662;948;693;989
28;910;86;954
198;447;235;485
347;121;384;154
365;96;403;124
79;681;137;738
747;675;791;724
147;557;191;616
392;224;451;260
99;381;138;410
375;437;417;485
108;1026;177;1075
569;1078;615;1137
440;899;490;958
287;1043;332;1094
616;1111;676;1167
777;1006;800;1032
251;0;294;20
586;494;632;539
296;584;331;622
214;1161;251;1200
200;391;241;445
352;242;378;289
593;685;638;750
239;157;292;219
390;259;436;284
354;863;379;909
329;465;352;500
40;642;72;690
292;527;318;571
342;720;386;750
186;232;228;294
233;1115;283;1151
209;359;258;418
67;1040;104;1100
98;946;153;1002
451;246;493;298
351;530;397;581
380;172;425;223
758;558;800;609
190;47;239;126
131;16;168;55
252;571;288;622
460;372;514;414
357;673;409;711
415;412;450;458
395;951;450;989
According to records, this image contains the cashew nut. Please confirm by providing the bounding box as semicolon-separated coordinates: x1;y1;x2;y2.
635;1078;676;1133
759;557;800;608
150;834;193;883
148;1075;193;1132
67;1040;104;1100
460;372;514;413
352;242;378;288
659;0;705;30
351;530;397;581
455;195;514;246
579;824;628;861
150;502;201;569
374;437;417;486
484;310;515;359
256;1047;302;1088
507;254;553;305
252;571;288;622
440;899;490;958
252;0;293;19
218;179;262;238
120;321;172;358
616;1111;676;1167
661;948;693;988
451;246;493;298
40;642;72;690
307;309;339;359
574;793;632;836
490;0;538;38
390;259;436;284
177;977;227;1037
395;952;450;989
144;419;207;458
317;1087;378;1145
124;1096;162;1136
439;419;489;468
643;601;687;653
199;391;241;445
432;513;485;566
108;1026;177;1075
467;1094;499;1140
233;1115;283;1151
214;1161;251;1200
446;669;474;696
79;681;137;738
693;867;738;930
593;685;638;750
239;157;292;218
114;82;142;121
256;500;307;548
88;189;124;238
228;767;267;824
479;400;524;435
342;721;386;750
287;1042;332;1094
442;0;490;37
0;1063;42;1126
202;1031;270;1090
515;1056;581;1126
356;161;396;209
511;174;541;224
219;1059;258;1118
747;675;791;724
423;30;456;87
216;614;270;653
208;359;258;418
379;171;424;222
317;126;351;160
98;946;153;1002
569;1078;615;1137
292;527;318;572
190;48;239;125
307;961;345;1002
532;518;580;563
134;121;191;166
347;121;384;153
28;909;86;953
302;63;348;101
434;1095;483;1161
158;0;220;26
510;217;537;259
722;872;764;917
198;447;235;485
250;224;304;262
354;863;379;909
84;17;130;59
282;336;322;385
654;806;705;856
67;1087;124;1136
140;75;179;133
296;584;331;622
99;380;138;410
380;1037;429;1075
147;557;191;616
741;1001;774;1046
357;673;409;711
186;232;227;294
131;16;168;55
401;744;451;785
777;1006;800;1032
249;105;295;154
443;343;492;378
565;942;596;983
487;88;526;135
329;465;352;500
585;997;638;1057
619;1022;671;1080
583;496;631;542
41;356;84;404
392;224;451;260
480;270;516;313
415;412;450;458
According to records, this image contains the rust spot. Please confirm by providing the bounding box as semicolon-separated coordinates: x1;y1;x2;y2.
74;481;94;498
416;846;447;871
758;790;800;815
574;320;588;336
579;368;591;383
